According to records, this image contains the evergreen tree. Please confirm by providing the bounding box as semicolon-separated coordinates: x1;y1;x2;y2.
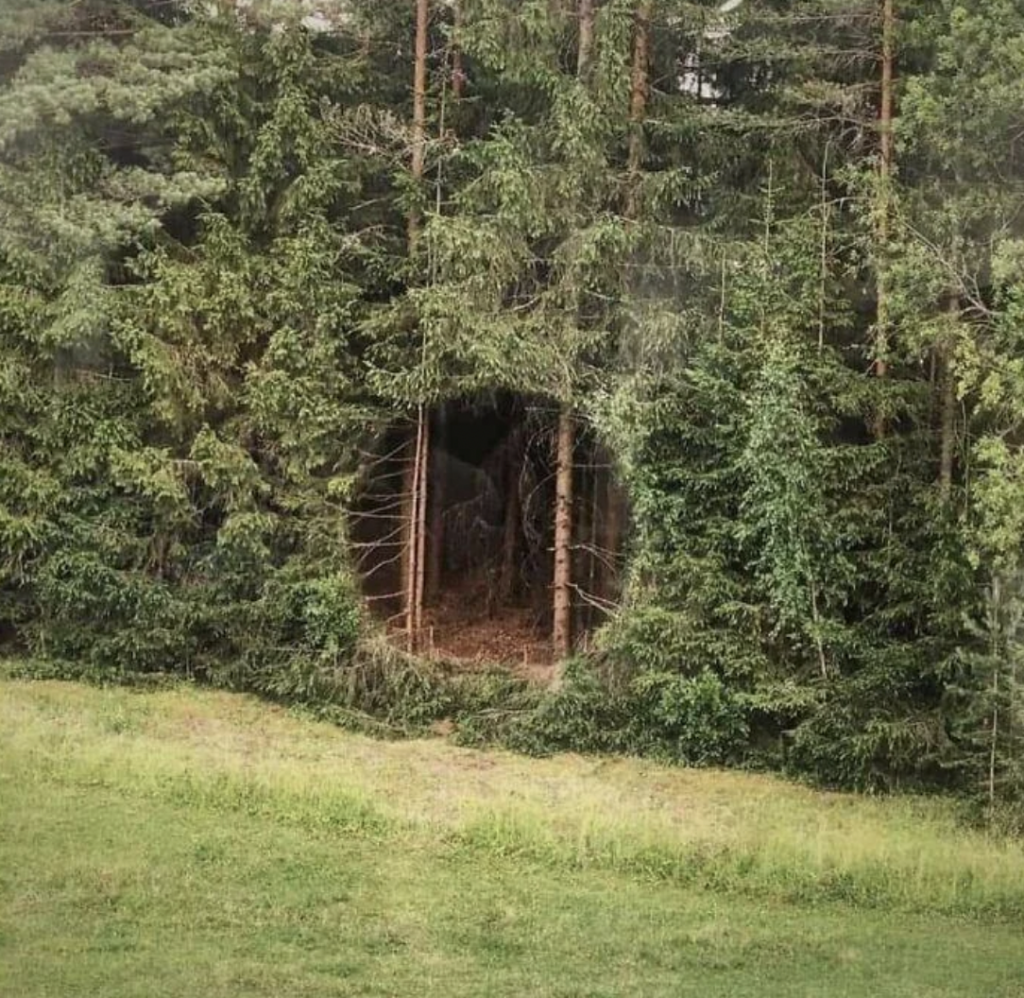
3;0;1024;804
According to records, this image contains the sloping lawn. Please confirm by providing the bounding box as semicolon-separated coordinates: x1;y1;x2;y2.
2;680;1023;997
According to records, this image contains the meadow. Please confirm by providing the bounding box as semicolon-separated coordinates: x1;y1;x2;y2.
2;679;1023;996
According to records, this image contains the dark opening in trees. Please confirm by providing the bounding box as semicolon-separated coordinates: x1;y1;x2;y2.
349;392;627;674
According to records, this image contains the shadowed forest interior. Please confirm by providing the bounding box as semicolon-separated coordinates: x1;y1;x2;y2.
350;393;627;671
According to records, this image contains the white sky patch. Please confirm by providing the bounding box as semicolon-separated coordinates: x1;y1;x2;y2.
679;0;746;99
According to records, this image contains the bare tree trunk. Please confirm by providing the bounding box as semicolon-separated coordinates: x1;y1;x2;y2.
414;406;429;641
402;410;430;652
575;458;592;637
940;297;957;502
625;0;651;217
409;0;429;248
873;0;895;439
403;0;430;651
426;404;446;602
586;452;602;632
401;427;418;651
553;409;575;664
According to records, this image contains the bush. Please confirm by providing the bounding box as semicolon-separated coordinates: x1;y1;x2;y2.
625;669;748;764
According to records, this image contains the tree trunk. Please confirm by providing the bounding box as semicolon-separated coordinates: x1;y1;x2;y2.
549;0;594;673
500;428;522;601
550;0;593;671
586;451;602;633
451;0;464;99
873;0;895;438
414;406;429;641
599;0;645;603
404;0;430;650
603;472;623;602
939;297;957;502
401;426;417;651
426;404;446;602
575;458;592;637
553;408;575;664
990;576;1002;809
409;0;429;248
625;0;651;217
401;409;431;652
577;0;594;77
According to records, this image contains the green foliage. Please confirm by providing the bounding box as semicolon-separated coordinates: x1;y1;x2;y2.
3;0;1024;808
474;661;747;766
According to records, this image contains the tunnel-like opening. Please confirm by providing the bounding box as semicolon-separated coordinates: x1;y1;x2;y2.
349;392;627;676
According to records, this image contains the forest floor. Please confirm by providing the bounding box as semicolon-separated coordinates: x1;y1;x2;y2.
396;577;556;682
3;679;1024;997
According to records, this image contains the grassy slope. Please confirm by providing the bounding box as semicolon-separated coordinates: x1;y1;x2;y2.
2;681;1024;997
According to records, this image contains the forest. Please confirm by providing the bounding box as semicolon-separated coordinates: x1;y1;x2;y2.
3;0;1024;815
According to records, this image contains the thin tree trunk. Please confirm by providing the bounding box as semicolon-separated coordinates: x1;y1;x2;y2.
451;0;464;99
409;0;429;248
991;668;1001;808
402;410;429;651
550;0;593;672
575;458;592;637
414;405;429;641
625;0;651;217
586;451;602;632
879;0;895;203
426;405;446;602
987;573;1003;814
939;348;956;501
404;0;430;650
501;429;522;601
818;145;831;351
577;0;594;76
603;473;623;601
615;1;647;605
873;0;895;438
553;408;575;664
990;577;1002;809
401;426;418;651
939;296;957;502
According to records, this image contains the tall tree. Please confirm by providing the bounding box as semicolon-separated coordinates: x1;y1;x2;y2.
553;407;575;661
403;0;431;652
873;0;896;438
551;0;598;665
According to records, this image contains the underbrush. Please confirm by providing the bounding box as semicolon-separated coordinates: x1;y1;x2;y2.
5;648;747;766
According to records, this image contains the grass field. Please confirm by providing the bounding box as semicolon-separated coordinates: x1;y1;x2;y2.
2;680;1024;996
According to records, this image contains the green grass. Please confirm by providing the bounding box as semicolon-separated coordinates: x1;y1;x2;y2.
2;680;1024;997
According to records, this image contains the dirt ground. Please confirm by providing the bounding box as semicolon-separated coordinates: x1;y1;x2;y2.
385;578;556;683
